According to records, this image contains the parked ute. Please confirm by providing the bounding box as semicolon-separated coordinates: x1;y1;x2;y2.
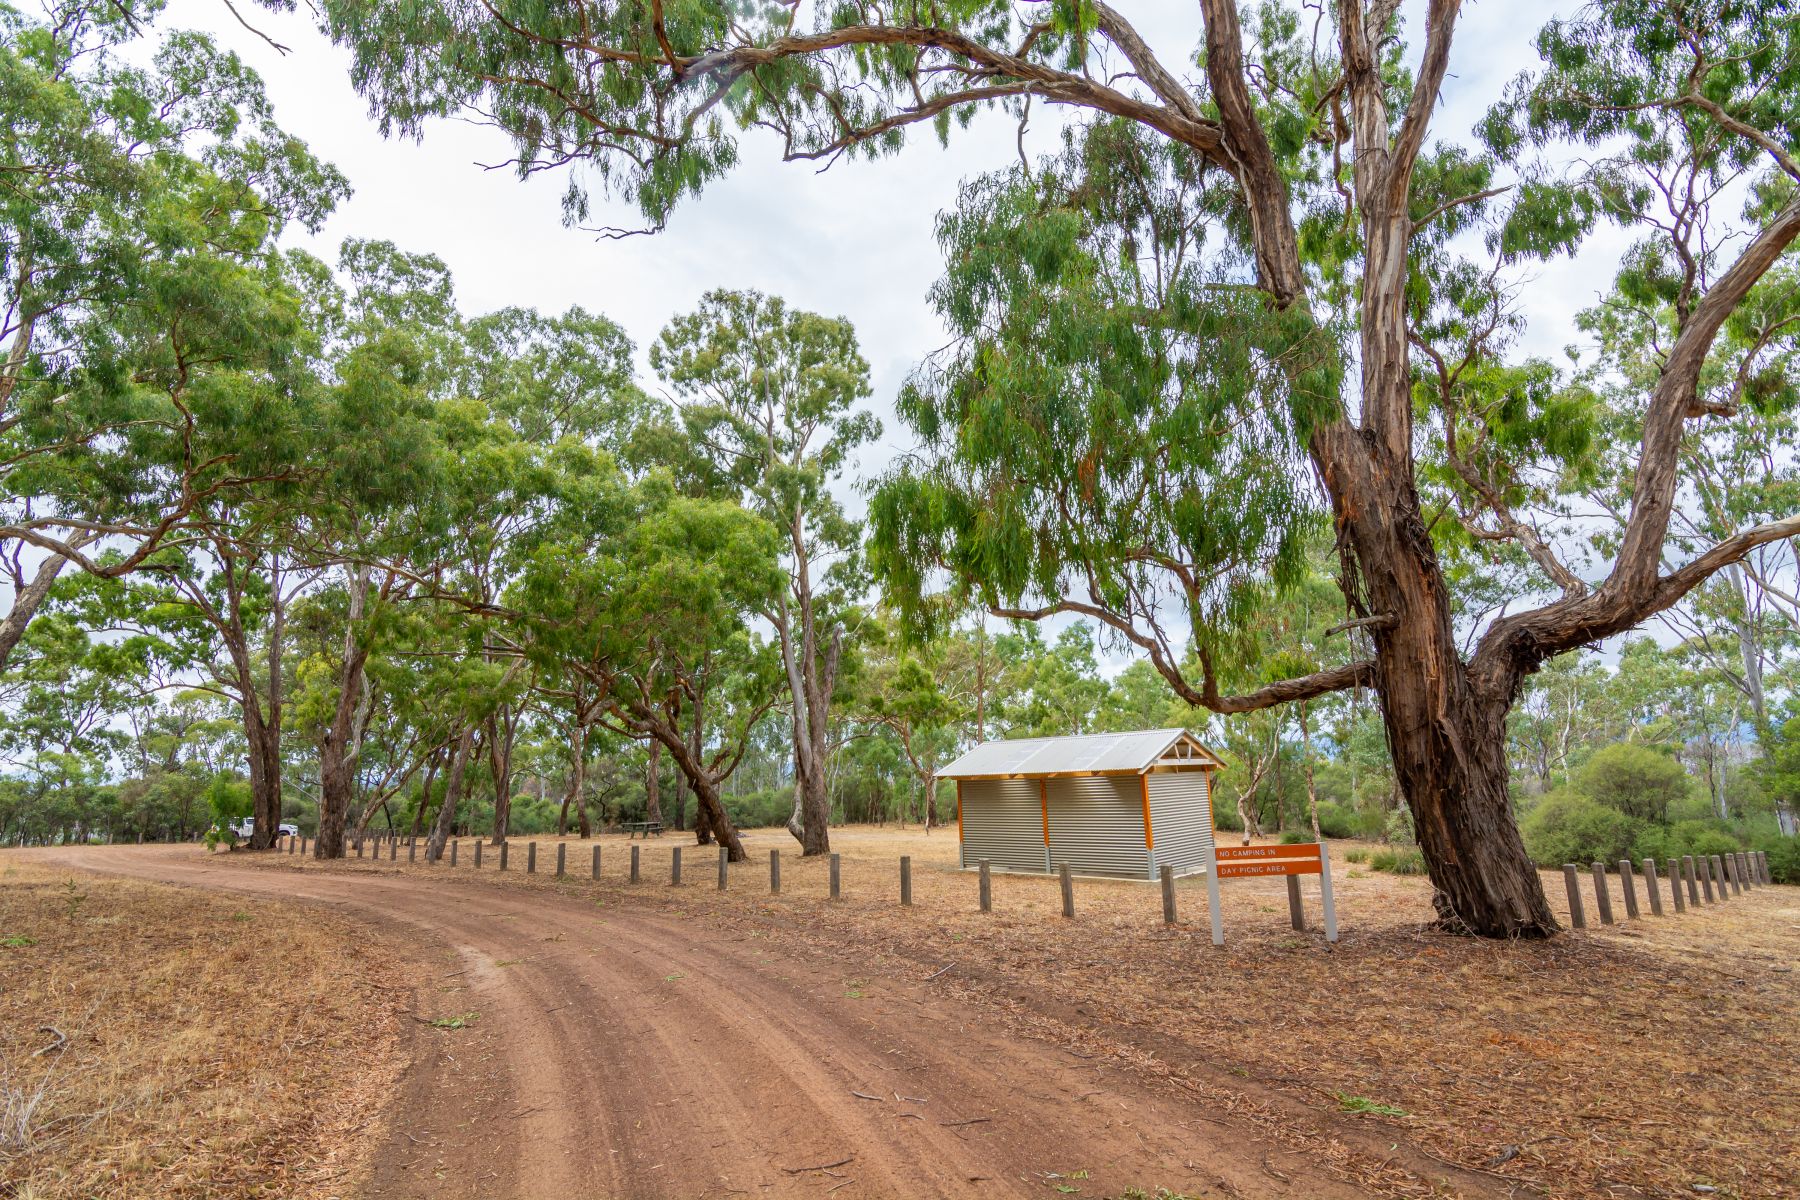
229;818;299;840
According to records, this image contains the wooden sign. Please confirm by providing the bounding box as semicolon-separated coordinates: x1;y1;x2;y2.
1203;840;1338;946
1215;842;1323;879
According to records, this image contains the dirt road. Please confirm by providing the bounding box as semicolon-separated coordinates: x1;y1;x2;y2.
46;845;1411;1199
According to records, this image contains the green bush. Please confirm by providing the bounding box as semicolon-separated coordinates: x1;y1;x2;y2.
1521;791;1641;867
1749;832;1800;884
1314;801;1355;839
1632;819;1741;865
1579;743;1690;823
1278;828;1314;844
1383;805;1416;845
1369;847;1427;875
1343;848;1370;864
1212;799;1244;832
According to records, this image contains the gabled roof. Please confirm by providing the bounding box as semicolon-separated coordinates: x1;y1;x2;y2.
939;728;1224;780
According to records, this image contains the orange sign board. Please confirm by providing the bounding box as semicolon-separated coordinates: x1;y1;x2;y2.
1215;844;1322;862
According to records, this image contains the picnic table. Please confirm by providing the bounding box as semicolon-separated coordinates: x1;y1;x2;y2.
623;821;664;839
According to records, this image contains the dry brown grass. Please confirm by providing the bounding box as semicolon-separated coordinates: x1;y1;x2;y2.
277;824;1800;1199
0;860;412;1199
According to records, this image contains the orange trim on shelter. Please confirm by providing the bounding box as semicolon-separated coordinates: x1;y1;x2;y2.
1140;775;1153;850
1039;779;1050;845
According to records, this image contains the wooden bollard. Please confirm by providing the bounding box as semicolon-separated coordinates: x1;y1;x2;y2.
499;842;509;871
356;840;363;859
1697;855;1713;902
408;839;416;864
769;849;781;894
1590;862;1614;925
1710;855;1728;899
1762;850;1773;885
1059;862;1075;918
978;860;992;913
1738;852;1753;890
450;840;458;867
900;856;912;906
1724;852;1739;895
1683;855;1699;904
592;845;601;880
630;844;640;883
527;842;537;874
1161;864;1177;926
557;843;567;878
1563;864;1585;928
829;853;841;900
1618;860;1640;919
474;840;482;868
1642;859;1664;916
717;845;728;891
670;846;681;886
389;838;397;861
1286;874;1306;932
1668;856;1685;912
302;835;309;855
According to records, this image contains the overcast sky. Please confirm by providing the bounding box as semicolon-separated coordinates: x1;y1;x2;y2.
162;0;1627;491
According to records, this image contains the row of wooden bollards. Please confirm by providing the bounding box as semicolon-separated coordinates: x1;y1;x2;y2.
277;836;1213;925
1562;851;1772;928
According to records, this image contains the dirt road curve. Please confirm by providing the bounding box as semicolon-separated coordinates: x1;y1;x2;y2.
51;846;1378;1200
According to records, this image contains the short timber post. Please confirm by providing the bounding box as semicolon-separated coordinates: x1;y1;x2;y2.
1160;864;1176;926
1684;855;1700;904
829;853;841;901
1643;859;1663;916
408;839;416;864
527;842;537;874
450;840;458;868
1617;860;1640;919
769;849;781;894
1590;862;1614;925
1669;857;1685;912
1285;875;1305;932
1563;865;1585;929
389;838;397;862
900;856;912;907
717;845;728;891
1724;853;1739;895
630;844;640;883
978;860;992;913
1059;862;1074;919
670;846;682;886
1739;852;1754;890
1762;851;1772;884
356;840;364;859
1204;851;1225;947
1710;855;1728;899
301;836;308;856
557;843;566;879
474;841;482;869
1318;841;1338;943
592;845;601;880
1697;855;1713;902
499;842;509;872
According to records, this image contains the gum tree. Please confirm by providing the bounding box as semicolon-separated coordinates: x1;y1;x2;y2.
313;0;1800;936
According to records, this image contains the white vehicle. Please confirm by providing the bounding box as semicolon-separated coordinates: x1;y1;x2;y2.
230;818;300;840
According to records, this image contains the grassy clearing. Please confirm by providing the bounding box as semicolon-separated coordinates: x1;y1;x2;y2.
0;861;411;1199
252;824;1800;1198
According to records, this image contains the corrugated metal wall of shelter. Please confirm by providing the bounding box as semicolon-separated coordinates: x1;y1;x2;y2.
1046;776;1152;879
1147;770;1215;878
959;779;1049;872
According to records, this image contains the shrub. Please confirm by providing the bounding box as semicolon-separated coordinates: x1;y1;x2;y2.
1756;835;1800;885
1383;805;1416;845
1521;792;1641;867
1279;828;1314;845
1579;743;1690;823
1314;801;1355;839
1344;848;1370;864
1369;847;1427;875
1211;800;1244;832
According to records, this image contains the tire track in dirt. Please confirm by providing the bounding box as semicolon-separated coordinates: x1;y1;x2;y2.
46;846;1422;1199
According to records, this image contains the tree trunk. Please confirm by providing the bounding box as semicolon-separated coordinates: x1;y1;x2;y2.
488;712;511;845
645;739;663;825
0;533;96;672
427;728;475;862
1300;700;1322;842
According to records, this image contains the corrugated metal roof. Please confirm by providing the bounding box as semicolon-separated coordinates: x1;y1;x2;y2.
940;728;1221;779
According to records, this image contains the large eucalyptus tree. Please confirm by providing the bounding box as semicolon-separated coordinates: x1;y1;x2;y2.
311;0;1800;936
